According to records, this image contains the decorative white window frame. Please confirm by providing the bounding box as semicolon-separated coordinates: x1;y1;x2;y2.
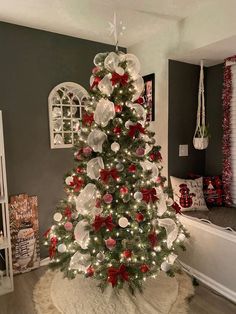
48;82;89;149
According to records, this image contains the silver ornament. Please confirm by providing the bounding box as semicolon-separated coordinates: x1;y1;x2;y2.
116;163;124;172
118;217;129;228
134;191;143;201
57;243;67;253
111;142;120;152
96;252;105;262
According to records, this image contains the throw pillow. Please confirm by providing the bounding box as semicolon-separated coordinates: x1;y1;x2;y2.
170;176;208;212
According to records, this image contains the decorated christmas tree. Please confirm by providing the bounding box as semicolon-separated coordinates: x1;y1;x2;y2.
44;50;187;293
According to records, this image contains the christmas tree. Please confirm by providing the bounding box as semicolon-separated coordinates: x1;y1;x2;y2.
44;51;187;293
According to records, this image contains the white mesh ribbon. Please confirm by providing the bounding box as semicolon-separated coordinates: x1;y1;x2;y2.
74;219;90;249
87;157;104;180
98;75;113;96
155;187;168;217
76;183;97;215
104;52;124;75
158;218;178;249
70;251;91;272
132;75;144;101
140;160;158;181
127;102;146;124
94;98;115;127
120;53;140;79
87;129;107;152
167;253;178;265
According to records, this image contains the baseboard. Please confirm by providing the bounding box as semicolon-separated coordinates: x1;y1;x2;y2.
40;257;50;267
180;261;236;303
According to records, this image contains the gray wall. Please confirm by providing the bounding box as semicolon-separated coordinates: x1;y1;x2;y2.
0;21;125;257
205;63;224;175
168;60;205;178
168;60;224;178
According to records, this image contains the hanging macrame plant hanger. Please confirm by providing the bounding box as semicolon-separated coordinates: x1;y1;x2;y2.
193;60;209;150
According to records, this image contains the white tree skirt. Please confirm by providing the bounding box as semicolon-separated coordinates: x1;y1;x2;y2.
33;270;194;314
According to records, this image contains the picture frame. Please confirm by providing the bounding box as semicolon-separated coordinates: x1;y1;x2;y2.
143;73;155;121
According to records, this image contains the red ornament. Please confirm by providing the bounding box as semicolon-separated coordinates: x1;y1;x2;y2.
82;146;92;156
128;164;136;173
105;237;116;250
64;221;73;231
103;193;113;204
136;147;145;156
76;167;83;174
123;250;132;258
136;96;145;105
115;104;122;113
120;186;129;195
49;236;58;259
108;264;129;287
64;207;72;220
86;266;94;277
113;126;122;135
148;231;157;248
140;264;149;273
136;212;144;222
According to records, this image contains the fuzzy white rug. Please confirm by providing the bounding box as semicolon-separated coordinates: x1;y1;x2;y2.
33;270;194;314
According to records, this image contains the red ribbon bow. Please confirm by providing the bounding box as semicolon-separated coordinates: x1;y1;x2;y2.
100;168;119;183
90;76;101;89
172;202;182;214
141;188;158;203
49;236;58;259
128;123;145;138
92;215;115;232
108;264;129;287
111;72;129;86
82;113;94;126
70;176;84;192
148;231;158;248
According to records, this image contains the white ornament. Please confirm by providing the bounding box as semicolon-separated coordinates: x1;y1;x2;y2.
87;129;107;153
111;142;120;152
158;218;178;249
96;252;105;262
76;184;97;216
94;98;115;127
118;217;129;228
74;219;90;249
53;212;62;222
132;75;144;101
57;243;67;253
70;251;91;272
65;176;74;186
178;233;186;242
161;261;171;272
134;191;143;201
98;75;113;96
87;157;104;180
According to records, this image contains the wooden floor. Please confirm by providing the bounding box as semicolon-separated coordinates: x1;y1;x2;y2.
0;267;236;314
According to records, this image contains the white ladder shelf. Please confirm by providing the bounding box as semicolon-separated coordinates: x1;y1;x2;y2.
0;111;14;295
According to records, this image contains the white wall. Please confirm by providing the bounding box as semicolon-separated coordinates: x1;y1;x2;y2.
128;22;180;178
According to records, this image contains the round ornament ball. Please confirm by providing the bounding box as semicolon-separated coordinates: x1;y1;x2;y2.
161;261;171;272
118;217;129;228
57;243;67;253
120;186;129;195
103;193;113;204
53;212;63;222
105;237;116;250
136;212;144;222
123;250;132;258
86;266;94;277
113;126;121;135
111;142;120;152
115;104;123;113
65;176;74;186
140;264;149;273
116;163;124;172
178;233;186;242
64;221;73;231
82;146;92;156
96;252;105;262
134;191;143;201
136;147;145;156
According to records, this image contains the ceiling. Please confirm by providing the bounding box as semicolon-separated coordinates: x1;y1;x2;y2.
0;0;214;47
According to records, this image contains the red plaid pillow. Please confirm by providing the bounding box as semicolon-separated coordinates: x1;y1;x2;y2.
203;176;224;207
